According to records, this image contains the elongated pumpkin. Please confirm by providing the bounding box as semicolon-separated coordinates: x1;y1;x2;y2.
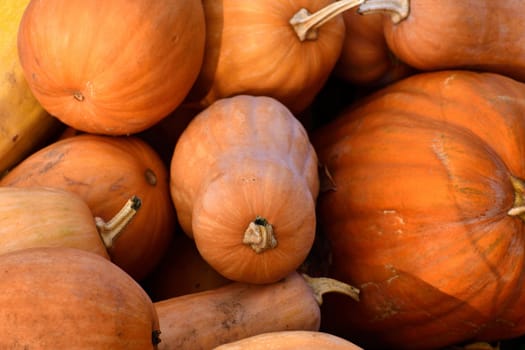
213;330;363;350
356;0;525;81
17;0;205;135
0;247;160;349
0;0;62;175
155;271;359;350
312;70;525;349
0;186;108;258
170;95;319;284
0;134;175;281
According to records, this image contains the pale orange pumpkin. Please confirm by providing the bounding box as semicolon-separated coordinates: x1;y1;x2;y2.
0;247;160;348
0;186;109;258
17;0;205;135
0;134;175;281
170;95;319;284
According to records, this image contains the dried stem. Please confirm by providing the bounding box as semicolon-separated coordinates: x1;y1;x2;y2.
242;216;277;253
302;273;360;305
290;0;365;41
357;0;410;24
95;195;142;249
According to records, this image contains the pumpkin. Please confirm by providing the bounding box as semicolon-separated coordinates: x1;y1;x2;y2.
0;246;160;348
357;0;525;81
312;70;525;349
17;0;205;135
170;95;319;284
213;330;363;350
0;186;109;258
154;271;359;350
187;0;352;114
141;232;231;302
0;0;62;175
333;8;412;86
0;134;175;281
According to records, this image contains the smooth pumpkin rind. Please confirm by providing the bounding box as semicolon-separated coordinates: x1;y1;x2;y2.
0;247;159;349
17;0;205;135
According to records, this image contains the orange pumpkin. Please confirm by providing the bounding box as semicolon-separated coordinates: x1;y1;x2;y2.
358;0;525;81
17;0;205;135
334;9;412;86
0;247;160;348
187;0;349;114
1;134;175;281
312;70;525;349
170;95;319;284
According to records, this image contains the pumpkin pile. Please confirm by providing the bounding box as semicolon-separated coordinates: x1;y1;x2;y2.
2;0;525;349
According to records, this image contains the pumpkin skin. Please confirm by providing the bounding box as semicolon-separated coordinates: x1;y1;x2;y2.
368;0;525;82
213;330;363;350
155;271;358;350
334;9;412;86
187;0;345;114
0;186;108;258
170;95;319;284
0;134;175;281
17;0;205;135
312;70;525;349
0;247;160;349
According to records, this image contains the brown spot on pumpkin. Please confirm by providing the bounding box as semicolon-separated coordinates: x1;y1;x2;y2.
11;134;19;143
145;168;157;186
73;91;85;101
5;71;16;86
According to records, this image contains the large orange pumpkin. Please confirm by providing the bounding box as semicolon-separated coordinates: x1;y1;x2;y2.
170;95;319;284
312;70;525;349
0;134;175;281
17;0;205;135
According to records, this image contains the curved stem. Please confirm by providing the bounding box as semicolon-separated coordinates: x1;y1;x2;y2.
302;274;360;305
290;0;365;41
95;195;142;249
357;0;410;24
242;216;277;253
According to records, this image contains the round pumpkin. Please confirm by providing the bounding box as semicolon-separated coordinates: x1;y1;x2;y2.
170;95;319;284
313;70;525;349
187;0;347;114
333;8;412;86
0;247;160;348
17;0;205;135
0;133;175;281
358;0;525;81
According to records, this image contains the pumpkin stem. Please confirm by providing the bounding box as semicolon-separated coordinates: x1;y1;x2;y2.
357;0;410;24
507;175;525;220
242;216;277;253
302;273;360;305
290;0;365;41
95;195;142;249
